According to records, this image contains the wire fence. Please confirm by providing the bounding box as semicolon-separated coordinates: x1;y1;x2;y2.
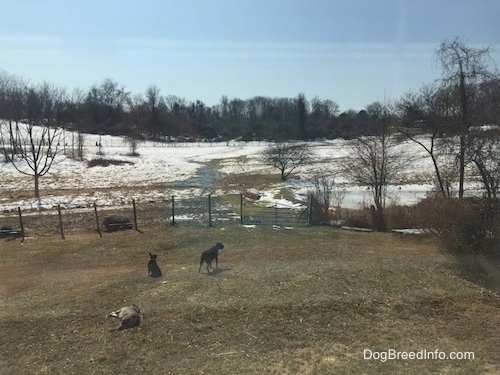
242;201;310;227
0;194;314;240
61;136;264;150
168;194;242;227
168;194;311;228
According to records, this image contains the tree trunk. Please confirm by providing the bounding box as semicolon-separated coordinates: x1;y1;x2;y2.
458;136;466;198
458;69;467;199
474;160;495;199
34;174;40;198
371;203;388;232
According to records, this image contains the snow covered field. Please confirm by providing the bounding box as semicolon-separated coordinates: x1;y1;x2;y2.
0;131;456;214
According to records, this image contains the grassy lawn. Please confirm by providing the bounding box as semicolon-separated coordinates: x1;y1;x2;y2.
1;226;499;374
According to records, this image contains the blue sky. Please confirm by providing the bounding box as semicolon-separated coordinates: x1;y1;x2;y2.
1;0;499;111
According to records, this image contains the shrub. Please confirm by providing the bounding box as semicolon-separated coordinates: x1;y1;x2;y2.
386;204;420;229
341;203;426;231
418;197;500;257
124;136;140;156
308;173;344;225
343;208;372;229
417;197;500;291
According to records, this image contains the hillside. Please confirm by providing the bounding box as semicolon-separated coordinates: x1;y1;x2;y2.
1;227;499;374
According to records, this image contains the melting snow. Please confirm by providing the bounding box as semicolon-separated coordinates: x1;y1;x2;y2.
0;130;471;215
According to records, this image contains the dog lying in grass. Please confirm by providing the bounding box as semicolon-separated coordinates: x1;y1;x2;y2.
199;242;224;273
108;305;142;331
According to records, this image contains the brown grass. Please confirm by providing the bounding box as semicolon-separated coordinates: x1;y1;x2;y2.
87;158;135;167
1;227;499;374
220;170;280;191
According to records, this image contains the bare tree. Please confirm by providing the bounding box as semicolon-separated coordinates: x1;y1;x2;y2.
398;39;499;198
2;82;65;198
435;37;497;198
124;135;139;156
341;102;407;231
145;84;161;139
309;171;345;225
469;127;500;198
296;93;307;139
85;78;129;135
0;71;25;161
261;141;312;181
398;84;454;197
76;131;85;161
126;93;147;137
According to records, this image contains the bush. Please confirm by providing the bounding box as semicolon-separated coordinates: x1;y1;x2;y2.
417;197;500;292
124;135;140;156
341;204;419;231
417;197;500;257
386;205;420;229
343;208;372;229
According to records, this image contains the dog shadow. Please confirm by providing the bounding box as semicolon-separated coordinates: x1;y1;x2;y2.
207;268;231;276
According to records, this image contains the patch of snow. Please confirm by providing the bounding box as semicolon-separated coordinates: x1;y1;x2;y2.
0;127;485;215
392;228;430;235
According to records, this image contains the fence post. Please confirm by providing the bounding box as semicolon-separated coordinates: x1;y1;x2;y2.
170;196;176;226
308;194;313;226
58;204;65;239
208;194;212;227
240;194;244;224
94;203;102;237
132;199;138;231
274;204;278;226
18;207;25;241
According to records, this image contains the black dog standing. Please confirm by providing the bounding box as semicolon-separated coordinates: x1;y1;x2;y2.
199;242;224;273
148;253;163;278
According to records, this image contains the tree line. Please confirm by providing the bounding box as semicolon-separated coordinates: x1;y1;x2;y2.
0;37;499;203
0;73;342;141
0;39;499;144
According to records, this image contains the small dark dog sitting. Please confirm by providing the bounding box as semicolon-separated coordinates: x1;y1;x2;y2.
199;242;224;273
148;253;163;278
108;305;142;331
